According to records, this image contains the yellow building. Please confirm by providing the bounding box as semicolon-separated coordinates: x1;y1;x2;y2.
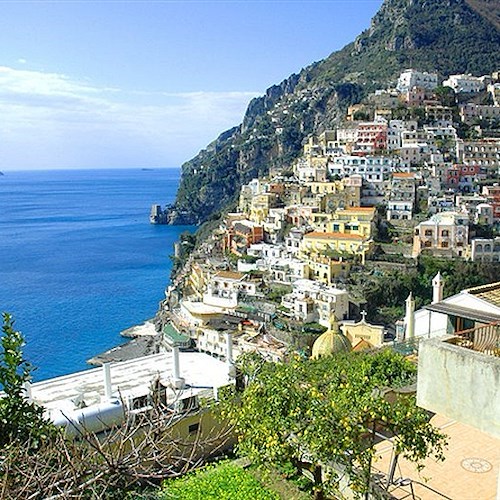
305;255;351;285
305;178;361;213
306;181;345;195
249;193;279;224
187;262;210;299
309;206;376;238
302;131;337;157
300;231;373;263
340;313;385;349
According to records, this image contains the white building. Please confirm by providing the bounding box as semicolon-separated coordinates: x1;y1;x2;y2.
424;125;458;149
294;157;327;183
21;351;233;437
412;211;469;258
396;69;438;92
281;279;349;327
328;155;393;183
387;173;417;221
427;194;455;214
203;271;259;309
262;208;286;243
455;194;492;224
470;237;500;263
246;242;309;284
387;120;418;150
284;227;306;257
443;74;485;94
412;279;500;340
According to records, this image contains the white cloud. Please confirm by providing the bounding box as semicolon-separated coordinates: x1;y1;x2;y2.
0;66;259;169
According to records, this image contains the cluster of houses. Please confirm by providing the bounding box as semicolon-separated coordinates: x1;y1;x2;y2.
231;69;500;263
159;68;500;365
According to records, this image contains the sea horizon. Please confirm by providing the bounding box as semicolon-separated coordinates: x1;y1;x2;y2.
0;166;180;173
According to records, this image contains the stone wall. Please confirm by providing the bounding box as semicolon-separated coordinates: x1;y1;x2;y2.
417;337;500;439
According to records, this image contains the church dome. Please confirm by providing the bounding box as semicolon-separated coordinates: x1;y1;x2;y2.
311;316;352;359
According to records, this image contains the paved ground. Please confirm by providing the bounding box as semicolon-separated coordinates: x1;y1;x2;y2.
373;414;499;499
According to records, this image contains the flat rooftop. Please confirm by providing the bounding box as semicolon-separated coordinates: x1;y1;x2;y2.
29;351;231;411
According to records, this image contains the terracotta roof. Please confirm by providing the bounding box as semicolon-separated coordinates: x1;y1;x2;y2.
215;270;245;281
393;172;415;178
304;231;366;241
341;206;376;213
465;281;500;308
352;338;373;351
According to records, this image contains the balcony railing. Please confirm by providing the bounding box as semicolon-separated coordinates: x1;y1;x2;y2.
451;322;500;357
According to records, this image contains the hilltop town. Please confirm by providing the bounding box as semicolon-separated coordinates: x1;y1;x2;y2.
3;70;500;500
156;68;500;362
1;0;500;495
134;68;500;498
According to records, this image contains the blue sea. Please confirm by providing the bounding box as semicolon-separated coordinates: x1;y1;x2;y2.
0;168;193;382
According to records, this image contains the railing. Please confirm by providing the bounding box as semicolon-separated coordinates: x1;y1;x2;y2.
452;322;500;357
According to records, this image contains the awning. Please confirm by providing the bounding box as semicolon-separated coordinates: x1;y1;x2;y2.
424;302;500;324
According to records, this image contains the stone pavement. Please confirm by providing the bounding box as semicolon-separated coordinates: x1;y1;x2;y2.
372;414;499;499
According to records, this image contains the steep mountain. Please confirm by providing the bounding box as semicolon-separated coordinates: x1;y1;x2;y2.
465;0;500;31
168;0;500;225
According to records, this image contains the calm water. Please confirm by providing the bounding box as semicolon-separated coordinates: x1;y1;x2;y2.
0;168;192;381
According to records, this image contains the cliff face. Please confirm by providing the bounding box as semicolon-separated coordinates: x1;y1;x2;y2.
168;0;500;225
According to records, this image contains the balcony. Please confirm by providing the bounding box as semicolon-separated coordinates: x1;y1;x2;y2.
448;322;499;357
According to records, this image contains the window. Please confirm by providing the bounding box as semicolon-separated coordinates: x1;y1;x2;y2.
441;230;449;237
424;229;433;236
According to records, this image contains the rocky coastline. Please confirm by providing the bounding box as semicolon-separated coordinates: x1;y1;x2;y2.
87;319;162;366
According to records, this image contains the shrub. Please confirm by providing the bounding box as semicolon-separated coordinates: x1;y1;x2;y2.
161;461;279;500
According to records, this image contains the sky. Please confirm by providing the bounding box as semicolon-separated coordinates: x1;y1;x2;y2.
0;0;383;170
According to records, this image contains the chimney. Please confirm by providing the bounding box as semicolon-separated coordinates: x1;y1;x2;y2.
405;292;415;340
432;272;443;304
172;345;180;379
23;381;32;401
225;332;236;379
171;345;185;390
225;332;233;365
103;363;113;400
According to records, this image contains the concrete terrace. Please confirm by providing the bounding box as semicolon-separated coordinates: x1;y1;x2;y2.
373;414;500;500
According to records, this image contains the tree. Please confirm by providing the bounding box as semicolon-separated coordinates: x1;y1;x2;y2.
219;350;446;499
0;313;54;448
433;86;456;108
